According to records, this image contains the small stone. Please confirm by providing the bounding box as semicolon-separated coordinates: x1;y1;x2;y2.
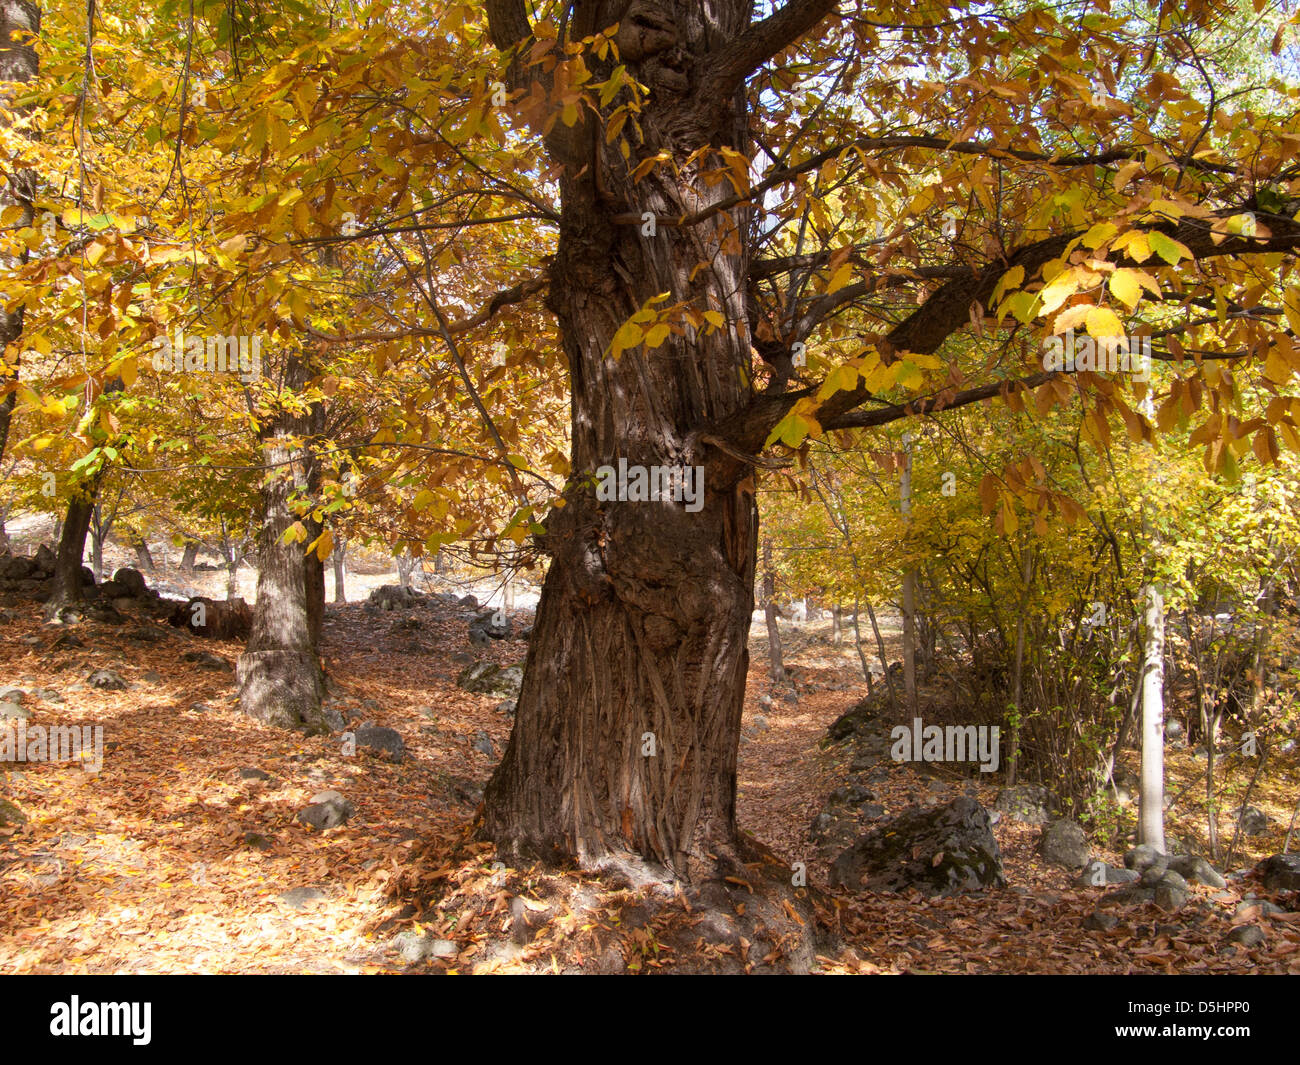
238;767;272;781
1234;898;1285;919
297;791;353;830
87;669;129;691
1225;925;1265;948
278;886;326;909
0;701;28;720
354;724;405;762
472;730;497;758
1083;911;1119;932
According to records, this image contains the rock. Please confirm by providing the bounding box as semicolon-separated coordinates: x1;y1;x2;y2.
1155;874;1189;912
414;705;438;720
243;832;275;851
322;707;347;732
181;650;232;671
0;796;26;828
87;669;129;691
112;567;149;597
752;713;769;732
1;555;35;580
238;767;272;781
188;702;214;714
0;701;27;720
1235;898;1286;919
494;699;517;717
1124;843;1165;874
296;790;354;830
35;687;63;704
97;579;129;600
993;784;1060;824
1139;853;1170;886
278;886;326;909
1232;805;1269;836
829;796;1005;895
1168;854;1226;889
1103;885;1157;906
84;602;125;624
458;595;479;609
34;544;55;573
368;584;424;611
1226;925;1266;948
0;688;25;704
1083;911;1119;932
469;609;512;643
472;730;497;758
1037;819;1090;870
1075;860;1141;887
354;725;405;762
1256;854;1300;892
456;661;524;698
142;671;162;684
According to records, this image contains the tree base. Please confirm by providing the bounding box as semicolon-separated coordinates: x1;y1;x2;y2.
387;830;838;974
237;649;326;731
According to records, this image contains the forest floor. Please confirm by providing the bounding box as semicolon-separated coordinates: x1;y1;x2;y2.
0;544;1298;973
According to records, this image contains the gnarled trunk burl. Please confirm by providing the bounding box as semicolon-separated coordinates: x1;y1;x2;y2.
482;0;837;881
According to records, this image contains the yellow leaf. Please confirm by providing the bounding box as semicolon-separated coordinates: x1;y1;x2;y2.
1086;306;1124;338
314;528;334;562
610;319;643;356
827;263;853;294
1108;269;1142;310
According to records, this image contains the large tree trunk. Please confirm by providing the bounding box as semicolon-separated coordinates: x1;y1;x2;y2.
0;1;39;471
482;3;763;880
237;354;326;731
46;482;97;614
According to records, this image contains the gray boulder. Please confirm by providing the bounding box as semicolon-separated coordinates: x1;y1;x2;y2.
1038;819;1090;870
112;567;149;597
1155;871;1189;911
1075;860;1140;887
1233;805;1269;836
1226;925;1265;948
994;784;1060;824
829;796;1005;895
456;661;524;698
1124;843;1165;873
1168;854;1226;889
368;584;423;611
297;790;353;830
1255;854;1300;892
354;725;405;762
469;609;513;643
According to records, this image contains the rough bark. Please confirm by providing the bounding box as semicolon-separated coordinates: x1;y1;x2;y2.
45;482;96;614
482;0;778;879
237;353;326;731
132;539;155;572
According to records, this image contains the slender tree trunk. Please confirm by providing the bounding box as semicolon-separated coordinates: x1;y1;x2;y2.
761;539;784;681
0;1;39;471
331;537;347;603
831;604;842;645
900;434;918;714
180;539;200;574
1006;546;1035;786
1138;583;1167;851
237;353;325;731
865;600;898;709
132;538;155;572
